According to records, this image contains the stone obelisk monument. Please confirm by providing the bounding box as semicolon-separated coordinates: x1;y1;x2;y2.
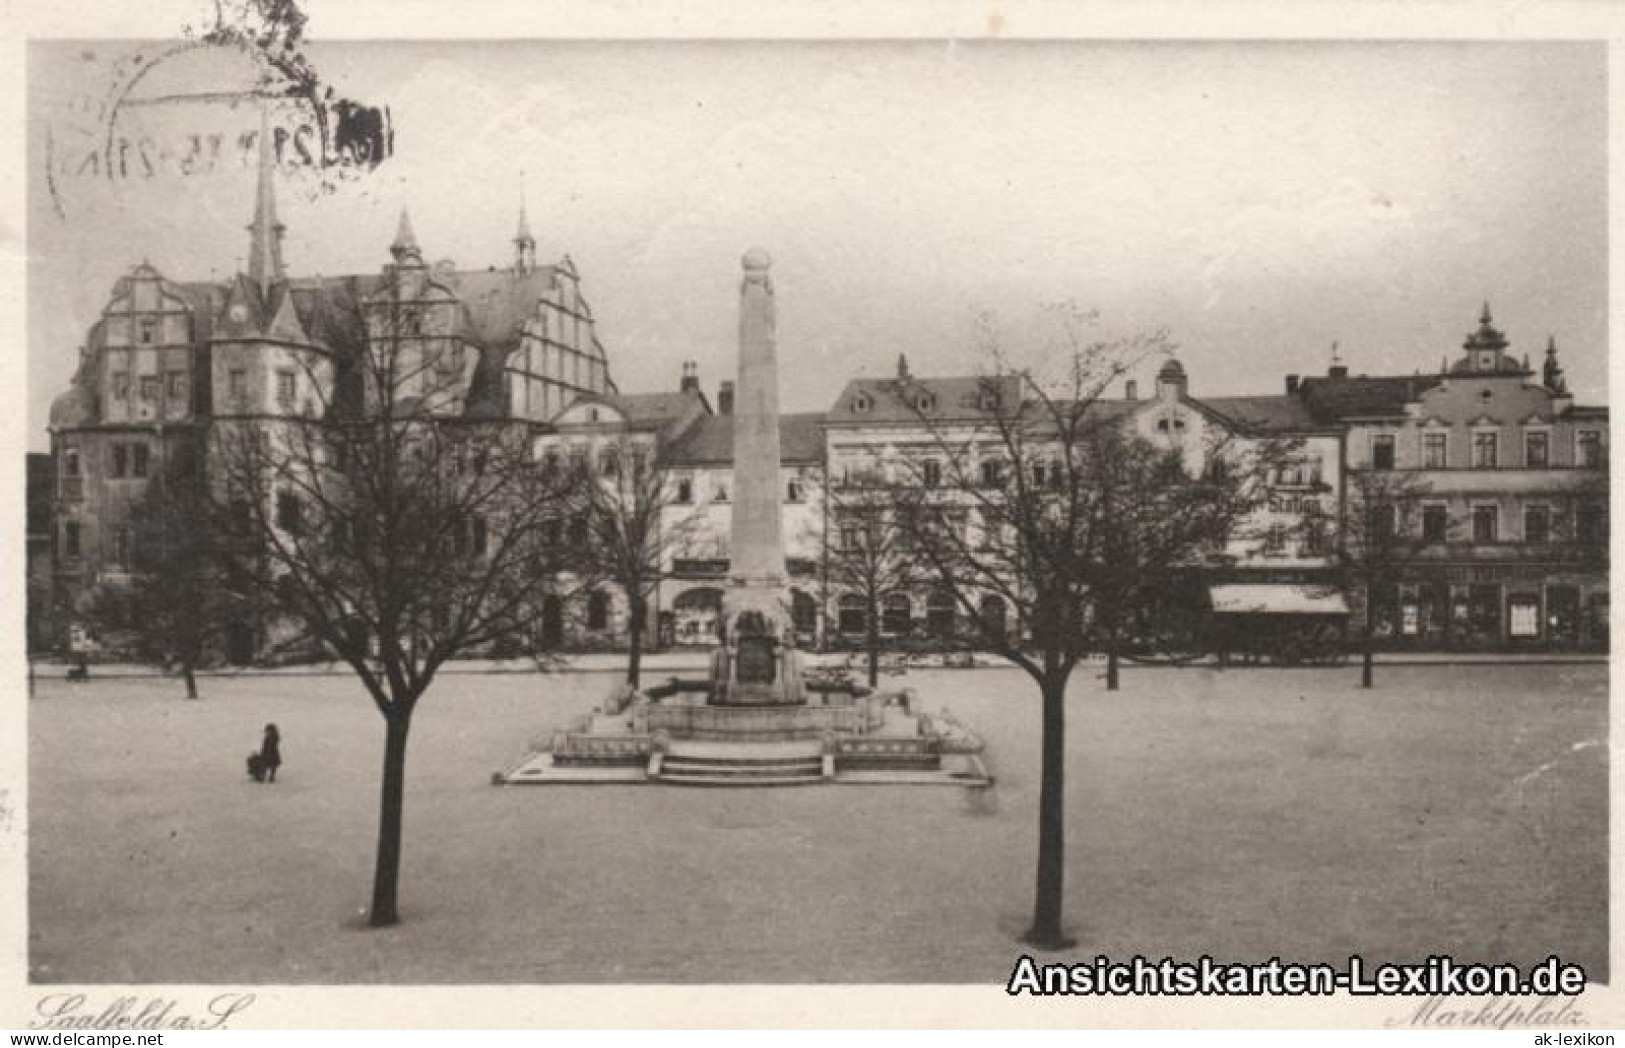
712;248;804;706
726;248;788;632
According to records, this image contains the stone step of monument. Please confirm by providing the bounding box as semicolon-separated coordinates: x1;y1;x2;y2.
663;739;823;761
660;757;824;775
653;763;825;779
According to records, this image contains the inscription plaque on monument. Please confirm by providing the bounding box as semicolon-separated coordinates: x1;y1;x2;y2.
736;636;777;684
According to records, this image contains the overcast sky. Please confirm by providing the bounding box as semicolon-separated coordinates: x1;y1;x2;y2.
27;40;1607;448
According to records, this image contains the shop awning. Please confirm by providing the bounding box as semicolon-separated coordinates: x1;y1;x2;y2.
1209;583;1349;615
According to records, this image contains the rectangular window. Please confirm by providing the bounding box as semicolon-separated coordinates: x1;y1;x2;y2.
1525;431;1549;468
110;444;129;478
1524;505;1551;544
132;444;150;479
111;525;132;566
599;447;619;476
112;372;130;401
1423;433;1447;468
229;369;247;402
922;459;941;487
138;319;156;344
1577;430;1603;468
786;478;803;503
166;370;186;401
1263;524;1286;554
62;447;80;478
63;520;81;558
1472;505;1498;544
1472;431;1498;468
1373;503;1398;542
276;492;302;534
1370;434;1395;470
630;450;648;479
676;477;693;504
1422;505;1448;544
276;370;296;407
1577;502;1607;547
980;459;1004;487
138;376;160;403
568;447;588;475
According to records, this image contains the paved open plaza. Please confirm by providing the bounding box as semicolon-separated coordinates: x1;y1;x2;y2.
28;663;1606;984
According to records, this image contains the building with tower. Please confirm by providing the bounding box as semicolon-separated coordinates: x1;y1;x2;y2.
46;110;619;658
1287;305;1608;651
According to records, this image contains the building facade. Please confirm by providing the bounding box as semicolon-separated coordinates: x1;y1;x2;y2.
1292;307;1608;651
46;126;618;659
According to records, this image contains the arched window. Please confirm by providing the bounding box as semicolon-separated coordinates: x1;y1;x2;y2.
790;589;818;636
881;592;912;636
837;594;867;636
587;590;610;631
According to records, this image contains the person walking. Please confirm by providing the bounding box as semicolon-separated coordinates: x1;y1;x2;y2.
259;724;282;783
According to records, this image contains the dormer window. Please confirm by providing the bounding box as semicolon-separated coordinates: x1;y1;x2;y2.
916;392;937;412
978;390;1001;411
852;392;872;414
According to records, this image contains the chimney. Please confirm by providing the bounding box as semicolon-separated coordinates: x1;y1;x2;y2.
1285;374;1300;394
718;380;735;415
679;360;699;394
1124;379;1139;401
1328;364;1349;379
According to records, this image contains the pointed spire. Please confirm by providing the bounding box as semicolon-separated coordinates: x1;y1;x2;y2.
246;101;286;296
1543;334;1568;393
390;208;422;265
514;172;536;274
897;353;910;379
1480;301;1493;325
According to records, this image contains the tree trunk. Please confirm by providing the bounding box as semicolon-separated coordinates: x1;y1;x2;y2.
1024;674;1073;949
1105;632;1120;691
627;596;645;688
182;659;198;700
866;603;880;688
369;711;412;928
1361;587;1375;688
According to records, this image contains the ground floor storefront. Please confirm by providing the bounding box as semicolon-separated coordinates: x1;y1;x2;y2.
1358;563;1608;653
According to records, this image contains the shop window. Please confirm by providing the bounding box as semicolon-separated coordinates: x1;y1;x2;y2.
1508;596;1540;638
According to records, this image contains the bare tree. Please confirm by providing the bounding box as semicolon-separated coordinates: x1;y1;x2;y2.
214;289;592;927
822;476;917;687
887;318;1264;950
586;451;698;687
1334;469;1435;688
80;449;252;699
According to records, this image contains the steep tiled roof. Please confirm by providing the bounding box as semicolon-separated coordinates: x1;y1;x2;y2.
1296;374;1443;422
825;374;1026;425
1196;394;1322;432
662;411;826;466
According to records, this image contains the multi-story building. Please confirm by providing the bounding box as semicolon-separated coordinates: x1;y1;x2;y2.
46;127;618;658
816;354;1344;651
1289;306;1608;651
